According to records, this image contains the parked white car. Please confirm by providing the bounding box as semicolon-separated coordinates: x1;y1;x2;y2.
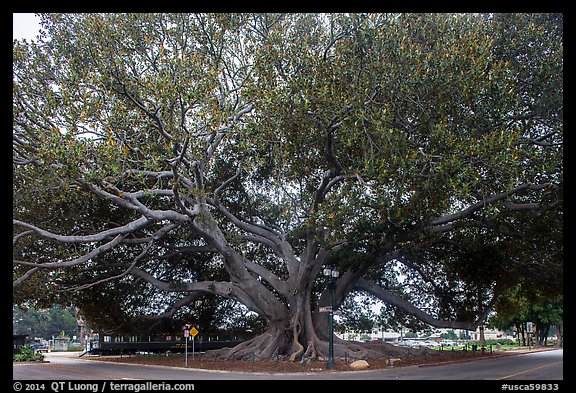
398;340;419;347
422;340;440;347
439;340;457;347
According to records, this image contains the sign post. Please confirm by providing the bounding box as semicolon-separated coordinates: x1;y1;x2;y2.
189;327;199;359
183;324;199;365
183;324;191;366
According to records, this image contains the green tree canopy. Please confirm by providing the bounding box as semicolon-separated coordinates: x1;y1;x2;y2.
13;13;562;361
13;305;79;339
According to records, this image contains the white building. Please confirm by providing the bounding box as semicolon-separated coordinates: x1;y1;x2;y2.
336;325;511;342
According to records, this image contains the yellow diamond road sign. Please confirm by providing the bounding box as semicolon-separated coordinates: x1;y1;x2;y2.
189;327;199;337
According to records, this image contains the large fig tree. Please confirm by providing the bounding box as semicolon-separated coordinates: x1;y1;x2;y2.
13;13;562;360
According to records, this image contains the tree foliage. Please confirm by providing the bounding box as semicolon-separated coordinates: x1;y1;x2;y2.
13;13;562;360
13;305;79;339
491;284;563;346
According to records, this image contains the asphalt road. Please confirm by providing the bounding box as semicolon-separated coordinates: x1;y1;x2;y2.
13;349;563;381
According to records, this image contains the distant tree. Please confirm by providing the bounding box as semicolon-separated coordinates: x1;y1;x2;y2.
440;330;458;340
491;284;563;346
13;306;79;338
527;299;562;346
334;293;376;335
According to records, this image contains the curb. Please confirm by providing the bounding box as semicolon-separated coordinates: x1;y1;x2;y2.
417;347;560;368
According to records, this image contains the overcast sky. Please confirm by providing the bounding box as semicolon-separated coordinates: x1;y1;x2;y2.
13;13;42;41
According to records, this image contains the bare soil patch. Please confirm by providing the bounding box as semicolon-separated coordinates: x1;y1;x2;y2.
88;347;554;373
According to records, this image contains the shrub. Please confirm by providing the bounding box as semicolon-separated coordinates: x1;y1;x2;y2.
13;344;44;362
468;339;516;346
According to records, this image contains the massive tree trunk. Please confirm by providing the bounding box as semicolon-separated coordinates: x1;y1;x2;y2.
202;241;479;361
207;291;421;361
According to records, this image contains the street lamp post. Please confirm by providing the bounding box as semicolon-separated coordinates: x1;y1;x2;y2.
323;268;339;369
